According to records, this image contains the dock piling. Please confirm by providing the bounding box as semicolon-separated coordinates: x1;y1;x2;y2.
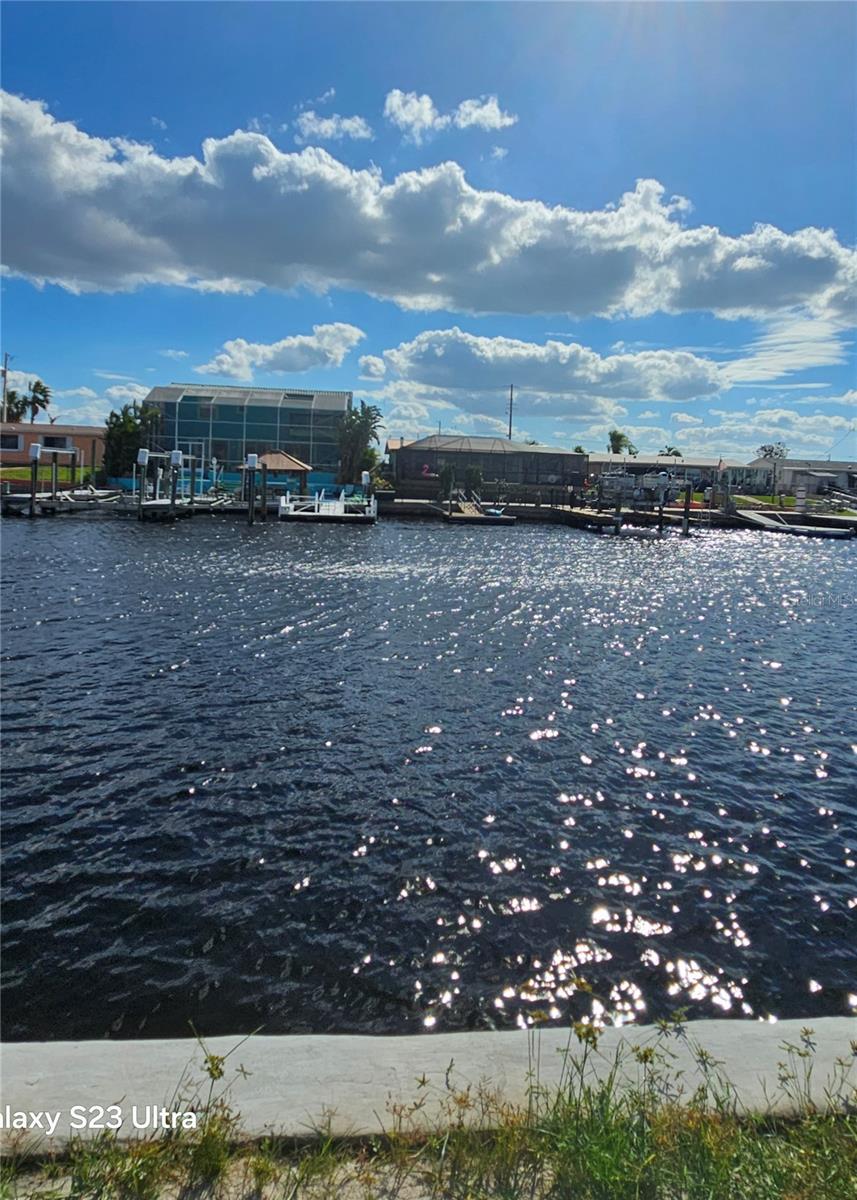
29;443;40;518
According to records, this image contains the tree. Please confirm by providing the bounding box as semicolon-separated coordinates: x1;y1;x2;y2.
607;428;638;456
660;445;682;457
103;402;161;478
26;379;51;423
756;441;788;459
573;444;586;454
337;403;383;482
438;462;455;499
4;389;28;422
464;464;483;496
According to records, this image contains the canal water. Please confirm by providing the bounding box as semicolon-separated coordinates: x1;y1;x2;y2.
2;518;855;1040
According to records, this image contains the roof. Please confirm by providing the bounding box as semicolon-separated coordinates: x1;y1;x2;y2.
143;385;352;412
0;421;105;436
589;452;745;469
400;434;584;457
750;458;857;471
258;451;312;472
385;438;414;453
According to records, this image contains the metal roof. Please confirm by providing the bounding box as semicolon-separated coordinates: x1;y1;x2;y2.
143;385;351;411
400;434;583;456
588;452;745;469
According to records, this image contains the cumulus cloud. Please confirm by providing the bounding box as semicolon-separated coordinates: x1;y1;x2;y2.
2;92;854;323
294;110;373;144
383;89;517;144
55;386;99;399
383;89;450;144
674;411;704;425
452;95;517;131
358;354;386;380
151;116;167;131
104;382;150;402
489;146;508;161
194;322;364;381
159;348;188;360
378;327;722;405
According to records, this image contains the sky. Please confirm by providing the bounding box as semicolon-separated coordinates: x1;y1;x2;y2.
1;0;855;461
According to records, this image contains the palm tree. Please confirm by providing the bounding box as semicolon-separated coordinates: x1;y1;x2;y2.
4;389;28;422
26;379;51;423
660;445;682;457
607;428;638;456
337;403;383;482
573;444;586;454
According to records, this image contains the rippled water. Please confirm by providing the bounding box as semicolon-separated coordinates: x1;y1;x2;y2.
2;517;855;1041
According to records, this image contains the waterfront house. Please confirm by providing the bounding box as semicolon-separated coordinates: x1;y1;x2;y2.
141;384;352;490
387;434;586;498
0;421;105;477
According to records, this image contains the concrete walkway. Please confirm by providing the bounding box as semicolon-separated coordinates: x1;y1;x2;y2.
2;1017;854;1148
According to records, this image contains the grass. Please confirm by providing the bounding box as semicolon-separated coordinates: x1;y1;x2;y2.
1;467;93;485
2;1023;855;1199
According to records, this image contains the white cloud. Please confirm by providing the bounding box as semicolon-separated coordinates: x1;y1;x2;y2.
104;382;149;402
721;316;851;384
379;327;722;406
453;95;517;131
295;87;336;111
5;368;44;392
638;409;660;419
159;348;188;360
55;386;99;399
94;371;138;381
383;89;450;144
294;110;373;144
358;354;386;380
489;145;508;161
674;411;704;425
195;322;364;381
383;90;517;144
2;92;854;323
56;397;113;424
151;116;167;131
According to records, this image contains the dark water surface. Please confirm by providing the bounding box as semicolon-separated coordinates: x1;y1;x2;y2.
2;517;855;1041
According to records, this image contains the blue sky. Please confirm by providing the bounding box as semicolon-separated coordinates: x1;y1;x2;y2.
2;1;855;460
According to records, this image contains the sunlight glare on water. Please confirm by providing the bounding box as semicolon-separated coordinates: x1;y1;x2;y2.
1;517;855;1039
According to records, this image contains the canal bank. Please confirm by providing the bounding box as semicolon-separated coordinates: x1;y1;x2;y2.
2;1018;855;1147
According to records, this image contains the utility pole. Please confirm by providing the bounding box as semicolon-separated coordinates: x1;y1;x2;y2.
1;352;10;424
508;384;514;441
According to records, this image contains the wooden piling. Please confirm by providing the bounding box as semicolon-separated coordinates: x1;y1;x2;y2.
260;463;268;521
189;458;197;513
248;468;256;525
29;458;38;518
50;455;58;501
682;483;692;537
169;465;178;516
137;461;146;520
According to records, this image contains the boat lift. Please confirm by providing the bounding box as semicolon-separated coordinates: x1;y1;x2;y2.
27;442;81;516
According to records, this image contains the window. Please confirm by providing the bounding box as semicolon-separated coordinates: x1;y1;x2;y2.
1;433;22;451
43;435;71;449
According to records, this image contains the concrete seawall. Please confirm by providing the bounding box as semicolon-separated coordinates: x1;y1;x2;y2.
2;1017;854;1148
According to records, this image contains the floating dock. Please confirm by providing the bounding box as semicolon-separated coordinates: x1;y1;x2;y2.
278;490;377;524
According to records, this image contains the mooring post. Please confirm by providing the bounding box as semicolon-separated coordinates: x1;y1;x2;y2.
246;454;258;526
169;449;182;517
136;448;149;520
29;442;41;517
260;462;268;521
682;482;692;537
50;454;58;502
189;457;197;513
